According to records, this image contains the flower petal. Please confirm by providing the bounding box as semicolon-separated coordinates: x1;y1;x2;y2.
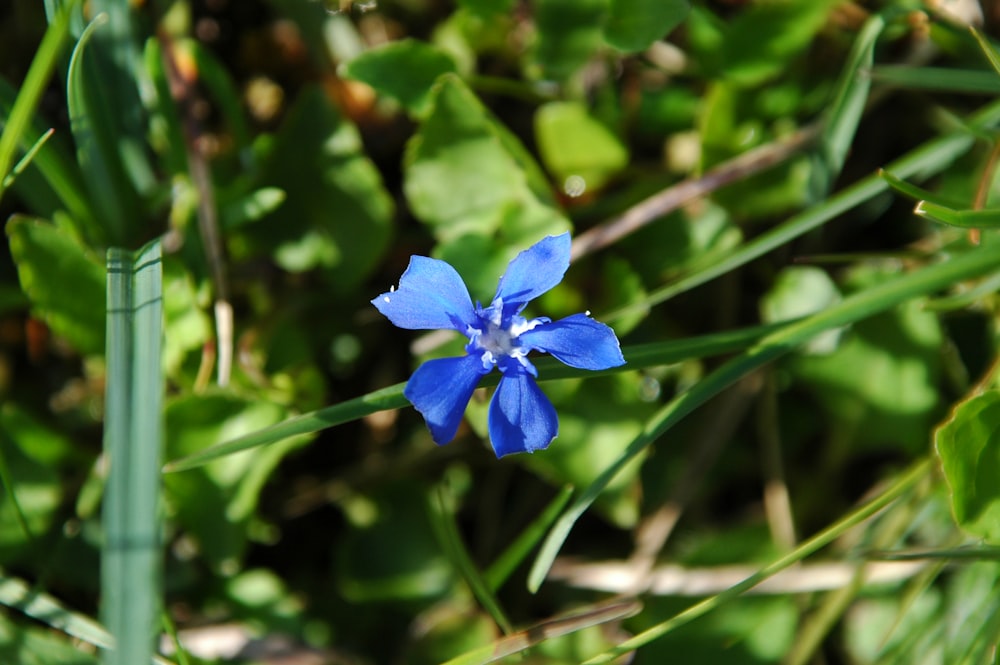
488;367;558;456
519;313;625;370
404;355;489;445
372;256;476;331
493;233;571;312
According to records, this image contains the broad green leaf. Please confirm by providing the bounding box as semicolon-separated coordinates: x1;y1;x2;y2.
699;0;840;87
603;0;688;53
760;266;841;354
253;85;393;291
790;267;944;453
103;241;163;665
535;101;628;191
404;75;569;296
0;418;61;562
936;391;1000;543
530;0;608;81
163;394;308;570
336;483;454;602
6;216;106;355
161;256;211;377
219;187;286;230
342;39;458;116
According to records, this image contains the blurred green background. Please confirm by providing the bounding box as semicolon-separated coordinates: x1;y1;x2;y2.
4;1;1000;663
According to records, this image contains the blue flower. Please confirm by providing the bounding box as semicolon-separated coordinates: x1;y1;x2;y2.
372;233;625;457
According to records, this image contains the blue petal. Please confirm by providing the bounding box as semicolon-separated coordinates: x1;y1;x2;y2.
372;256;476;331
493;233;571;313
404;355;489;445
487;367;558;456
519;313;625;370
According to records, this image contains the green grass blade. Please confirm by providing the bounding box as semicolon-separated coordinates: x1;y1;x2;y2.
606;97;1000;323
103;241;164;665
528;238;1000;592
0;0;76;201
810;12;883;197
429;486;513;634
879;168;967;208
871;66;1000;95
484;485;573;591
163;321;786;472
914;200;1000;228
970;27;1000;77
580;460;932;664
0;571;113;649
1;129;53;190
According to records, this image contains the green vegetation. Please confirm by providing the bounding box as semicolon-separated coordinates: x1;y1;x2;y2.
3;1;1000;663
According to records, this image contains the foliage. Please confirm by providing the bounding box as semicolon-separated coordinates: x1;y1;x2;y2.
3;1;1000;664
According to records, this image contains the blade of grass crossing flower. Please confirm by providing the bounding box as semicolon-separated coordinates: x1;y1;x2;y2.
606;97;1000;323
484;485;573;592
429;486;513;634
0;0;76;201
163;322;787;472
579;460;932;664
810;12;884;199
103;241;164;665
528;239;1000;592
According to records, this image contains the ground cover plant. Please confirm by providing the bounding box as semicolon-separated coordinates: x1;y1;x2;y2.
3;0;1000;663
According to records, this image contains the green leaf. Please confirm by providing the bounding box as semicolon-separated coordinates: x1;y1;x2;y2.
457;0;515;17
603;0;688;53
760;266;841;354
535;101;628;191
219;187;286;230
253;85;393;291
102;241;164;665
880;169;967;208
712;0;840;87
0;571;111;651
163;393;308;570
337;483;454;602
404;75;569;297
936;391;1000;543
6;216;106;355
531;0;608;81
342;39;458;116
